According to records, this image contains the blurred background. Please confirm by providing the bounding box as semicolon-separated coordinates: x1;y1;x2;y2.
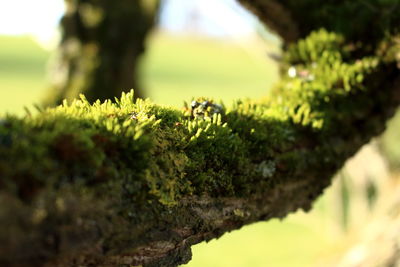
1;0;400;266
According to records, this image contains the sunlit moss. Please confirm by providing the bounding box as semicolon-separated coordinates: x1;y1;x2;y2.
0;29;398;208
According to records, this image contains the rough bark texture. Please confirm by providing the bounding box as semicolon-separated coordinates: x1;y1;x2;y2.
44;0;159;105
1;1;399;267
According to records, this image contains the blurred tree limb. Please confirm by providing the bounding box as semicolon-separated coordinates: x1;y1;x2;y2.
44;0;159;105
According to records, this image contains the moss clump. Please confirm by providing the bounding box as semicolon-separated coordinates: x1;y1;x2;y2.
1;29;399;209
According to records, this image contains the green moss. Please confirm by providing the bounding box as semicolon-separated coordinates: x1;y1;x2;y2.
1;29;399;209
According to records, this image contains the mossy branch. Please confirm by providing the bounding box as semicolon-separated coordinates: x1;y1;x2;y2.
1;26;400;266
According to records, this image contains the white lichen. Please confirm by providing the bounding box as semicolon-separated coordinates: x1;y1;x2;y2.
258;160;276;178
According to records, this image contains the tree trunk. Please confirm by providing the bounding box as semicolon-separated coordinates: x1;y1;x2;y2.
44;0;159;105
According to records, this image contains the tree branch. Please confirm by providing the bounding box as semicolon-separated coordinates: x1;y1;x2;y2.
238;0;300;43
1;1;400;266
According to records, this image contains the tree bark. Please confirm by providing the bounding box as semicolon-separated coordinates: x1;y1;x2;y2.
240;0;400;54
44;0;159;105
